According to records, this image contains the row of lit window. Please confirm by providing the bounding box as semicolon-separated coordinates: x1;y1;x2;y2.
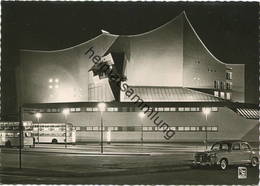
75;126;218;132
32;132;72;137
214;91;231;100
0;121;32;126
36;107;219;113
0;126;32;130
32;127;73;132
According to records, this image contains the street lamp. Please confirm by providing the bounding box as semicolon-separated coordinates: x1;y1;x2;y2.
98;102;106;154
139;112;145;146
35;112;42;145
202;107;211;150
62;108;70;148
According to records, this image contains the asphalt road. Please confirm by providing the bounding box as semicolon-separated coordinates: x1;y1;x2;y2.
0;143;259;184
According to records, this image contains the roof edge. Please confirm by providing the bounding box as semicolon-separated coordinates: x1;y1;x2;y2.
20;32;119;53
183;11;227;65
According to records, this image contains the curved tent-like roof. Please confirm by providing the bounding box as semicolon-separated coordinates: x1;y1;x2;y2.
18;11;237;104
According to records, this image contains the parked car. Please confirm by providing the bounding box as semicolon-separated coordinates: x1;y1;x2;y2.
192;140;259;170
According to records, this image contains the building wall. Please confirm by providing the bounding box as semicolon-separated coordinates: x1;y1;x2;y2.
23;107;258;142
117;13;184;87
226;64;245;102
18;33;117;104
183;15;226;89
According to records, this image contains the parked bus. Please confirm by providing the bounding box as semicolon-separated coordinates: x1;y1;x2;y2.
32;123;76;144
0;121;34;147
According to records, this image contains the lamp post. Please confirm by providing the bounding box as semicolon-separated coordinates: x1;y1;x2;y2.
35;112;42;145
98;102;106;154
202;107;211;150
62;108;70;148
139;112;145;146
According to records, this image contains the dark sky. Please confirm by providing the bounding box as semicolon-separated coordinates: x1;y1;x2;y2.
1;2;258;117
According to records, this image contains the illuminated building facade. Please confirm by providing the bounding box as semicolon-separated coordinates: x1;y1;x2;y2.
18;12;258;143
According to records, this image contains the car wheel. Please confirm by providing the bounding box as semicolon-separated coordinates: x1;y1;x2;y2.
52;139;58;144
251;157;258;167
220;159;228;170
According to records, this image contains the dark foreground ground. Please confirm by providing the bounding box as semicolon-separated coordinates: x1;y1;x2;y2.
0;143;259;184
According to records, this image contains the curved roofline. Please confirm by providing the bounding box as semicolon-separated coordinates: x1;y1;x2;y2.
116;11;186;38
225;63;245;66
20;32;119;53
183;12;227;65
19;11;232;66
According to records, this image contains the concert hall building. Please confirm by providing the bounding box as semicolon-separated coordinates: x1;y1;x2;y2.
17;12;258;143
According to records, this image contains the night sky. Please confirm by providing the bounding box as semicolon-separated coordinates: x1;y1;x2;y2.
1;2;258;118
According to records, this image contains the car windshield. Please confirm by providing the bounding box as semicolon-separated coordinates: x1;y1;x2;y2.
211;143;220;151
211;143;230;151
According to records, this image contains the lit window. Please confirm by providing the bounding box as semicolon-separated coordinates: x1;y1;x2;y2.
206;126;212;131
214;91;219;97
164;107;170;111
86;127;92;131
226;92;231;100
93;126;98;131
211;107;218;112
143;127;148;131
212;126;218;131
178;107;184;111
184;107;190;111
170;107;176;111
158;107;164;112
70;108;76;112
170;127;176;130
93;107;98;112
220;92;225;99
43;127;48;131
184;127;190;131
178;127;184;131
162;125;169;131
107;107;118;112
113;127;118;131
86;107;93;112
75;108;81;112
190;127;196;131
55;78;59;83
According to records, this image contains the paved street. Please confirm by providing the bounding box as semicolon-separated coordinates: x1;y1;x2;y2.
0;143;259;184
